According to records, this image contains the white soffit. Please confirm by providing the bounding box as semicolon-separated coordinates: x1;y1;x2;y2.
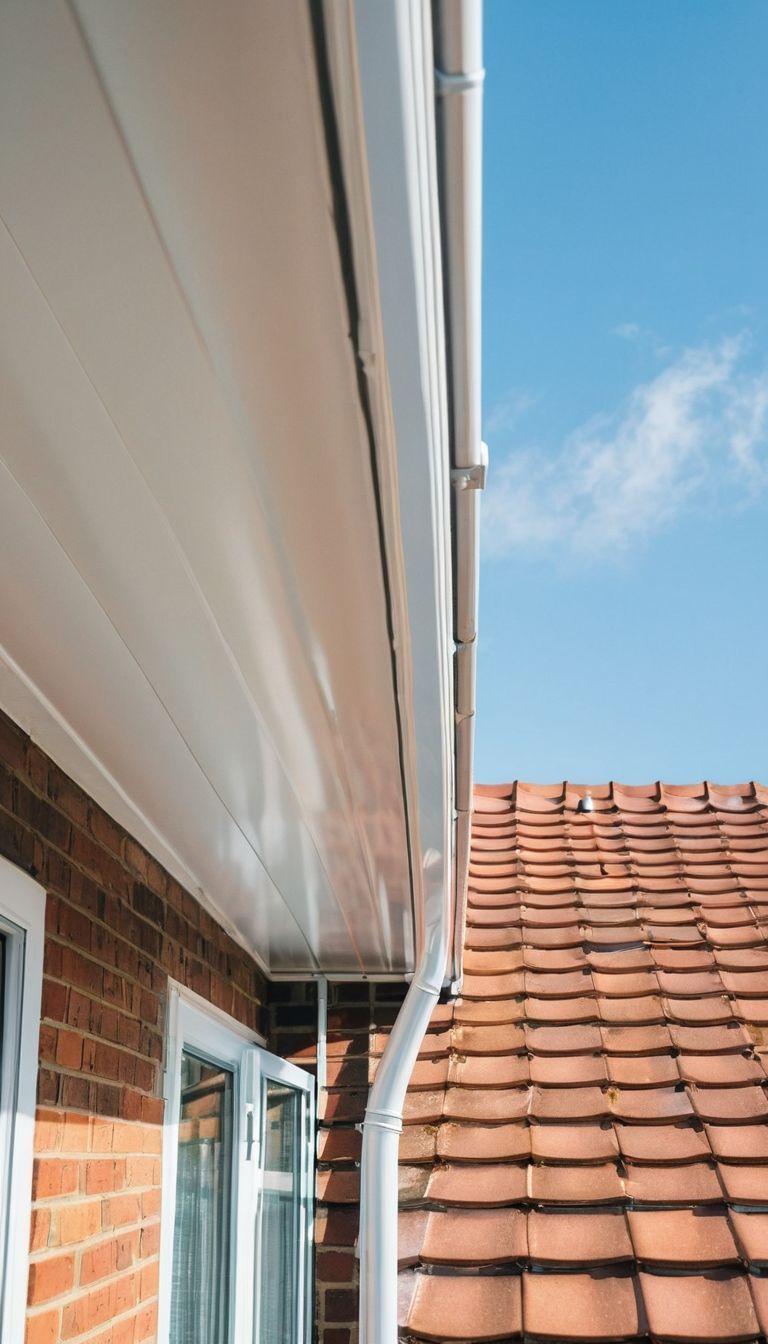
0;0;425;975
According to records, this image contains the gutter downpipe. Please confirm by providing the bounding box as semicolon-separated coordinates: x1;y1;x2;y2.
358;5;484;1343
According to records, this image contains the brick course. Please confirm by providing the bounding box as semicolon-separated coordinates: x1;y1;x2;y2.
0;709;267;1344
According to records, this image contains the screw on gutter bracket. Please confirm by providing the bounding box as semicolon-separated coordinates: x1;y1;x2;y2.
451;462;486;491
438;980;459;1004
451;442;488;491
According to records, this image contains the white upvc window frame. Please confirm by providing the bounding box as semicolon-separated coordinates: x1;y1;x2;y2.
159;983;315;1344
0;858;45;1344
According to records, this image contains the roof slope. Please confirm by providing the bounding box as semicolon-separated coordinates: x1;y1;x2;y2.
396;780;768;1342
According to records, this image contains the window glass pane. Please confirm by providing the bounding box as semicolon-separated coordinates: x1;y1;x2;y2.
258;1080;302;1344
170;1052;234;1344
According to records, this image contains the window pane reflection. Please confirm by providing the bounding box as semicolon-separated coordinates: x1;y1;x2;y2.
170;1052;233;1344
258;1080;301;1344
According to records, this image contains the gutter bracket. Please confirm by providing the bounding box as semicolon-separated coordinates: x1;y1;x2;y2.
435;67;485;95
451;461;486;491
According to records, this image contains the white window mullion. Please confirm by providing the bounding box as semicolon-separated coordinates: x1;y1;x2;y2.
0;860;45;1344
233;1045;260;1344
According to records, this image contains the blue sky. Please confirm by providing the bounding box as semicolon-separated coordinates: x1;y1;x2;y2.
476;0;768;786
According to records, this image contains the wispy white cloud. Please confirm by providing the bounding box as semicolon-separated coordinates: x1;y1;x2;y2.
484;387;537;436
483;337;768;559
611;321;642;341
610;320;671;359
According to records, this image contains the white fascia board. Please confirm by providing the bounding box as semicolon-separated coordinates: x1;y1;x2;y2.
322;0;455;975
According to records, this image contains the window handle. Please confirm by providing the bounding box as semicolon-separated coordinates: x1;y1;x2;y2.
245;1105;256;1161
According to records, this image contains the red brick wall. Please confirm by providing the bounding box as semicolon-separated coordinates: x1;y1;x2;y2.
271;981;407;1344
0;710;267;1344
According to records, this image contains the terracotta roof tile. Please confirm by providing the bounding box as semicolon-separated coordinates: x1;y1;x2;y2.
402;1270;522;1341
590;948;655;972
453;1024;526;1055
614;1122;711;1165
528;1209;632;1265
397;1209;430;1268
465;924;523;949
462;946;524;974
463;970;525;1003
453;997;524;1025
729;1210;768;1264
608;1085;694;1123
623;1160;724;1205
663;996;734;1025
599;995;666;1024
436;1121;530;1164
391;782;768;1343
677;1054;764;1087
627;1208;740;1266
721;970;768;996
447;1054;529;1089
524;969;594;996
652;946;716;970
529;1124;618;1164
442;1086;529;1123
525;1023;602;1054
426;1161;528;1206
421;1207;527;1265
397;1165;431;1204
656;969;726;996
639;1268;758;1341
669;1022;752;1053
407;1057;450;1089
399;1125;438;1164
591;969;660;996
717;1164;768;1206
689;1085;768;1123
601;1023;674;1054
529;1053;607;1086
705;1124;768;1163
402;1089;444;1124
522;924;583;948
530;1085;608;1121
529;1162;624;1204
467;906;523;930
734;997;768;1024
522;1268;645;1340
523;947;588;971
750;1268;768;1335
606;1052;680;1087
525;995;598;1024
715;946;768;970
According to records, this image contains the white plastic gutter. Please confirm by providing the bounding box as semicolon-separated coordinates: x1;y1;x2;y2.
434;0;487;994
357;3;485;1342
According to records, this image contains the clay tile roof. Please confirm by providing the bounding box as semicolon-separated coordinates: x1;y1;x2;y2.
388;780;768;1342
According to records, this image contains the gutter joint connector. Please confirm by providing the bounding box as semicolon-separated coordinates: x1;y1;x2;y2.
363;1108;404;1136
435;67;485;96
